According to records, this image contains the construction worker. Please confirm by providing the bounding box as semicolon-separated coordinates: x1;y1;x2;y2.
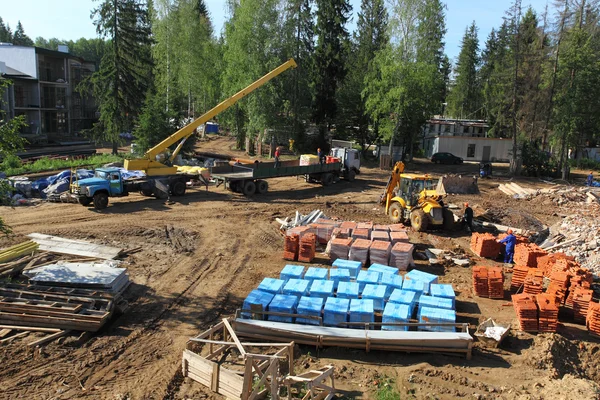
587;171;594;186
498;229;517;264
463;202;474;233
274;146;281;168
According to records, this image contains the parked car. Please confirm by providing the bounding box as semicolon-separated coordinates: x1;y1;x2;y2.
431;152;463;164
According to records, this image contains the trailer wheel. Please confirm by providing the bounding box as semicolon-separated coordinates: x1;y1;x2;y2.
93;192;109;210
256;180;269;194
346;169;356;182
242;180;256;196
171;181;186;196
78;197;92;206
321;173;334;186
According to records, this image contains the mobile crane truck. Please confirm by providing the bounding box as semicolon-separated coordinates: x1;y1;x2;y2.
71;59;297;210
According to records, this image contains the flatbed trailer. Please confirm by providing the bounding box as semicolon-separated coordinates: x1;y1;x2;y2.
211;160;346;196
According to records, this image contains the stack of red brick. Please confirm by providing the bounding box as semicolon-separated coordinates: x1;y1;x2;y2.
298;233;317;263
390;231;409;245
389;223;407;232
572;287;593;324
340;221;357;236
514;243;547;268
512;293;539;332
389;242;414;271
472;266;489;297
349;238;370;266
537;253;573;277
470;233;503;258
488;267;505;299
310;223;335;244
353;228;370;240
369;240;391;265
586;302;600;336
523;269;544;295
546;271;570;305
536;294;559;333
283;233;299;261
330;237;353;261
510;265;531;292
371;230;390;242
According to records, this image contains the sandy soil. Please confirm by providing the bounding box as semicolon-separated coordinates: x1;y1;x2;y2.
1;135;599;400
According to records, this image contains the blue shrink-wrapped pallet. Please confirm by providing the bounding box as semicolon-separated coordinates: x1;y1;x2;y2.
357;270;381;293
382;302;411;331
418;306;456;332
329;268;351;289
268;294;299;323
361;284;388;312
282;279;310;299
241;289;275;319
332;259;362;279
280;265;306;282
402;279;426;303
417;295;454;311
296;296;324;325
349;298;375;328
368;263;399;276
430;284;456;308
336;281;360;299
257;277;286;294
323;297;350;327
304;267;328;284
309;279;335;299
380;272;403;296
404;270;439;294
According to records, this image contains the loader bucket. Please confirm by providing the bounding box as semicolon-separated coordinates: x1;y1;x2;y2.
436;175;479;195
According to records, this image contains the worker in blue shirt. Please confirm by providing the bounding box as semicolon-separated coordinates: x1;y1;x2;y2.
497;229;517;264
587;171;594;186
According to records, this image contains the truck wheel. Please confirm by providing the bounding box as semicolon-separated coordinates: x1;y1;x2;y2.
388;203;403;223
410;209;429;232
141;189;154;197
171;181;186;196
322;173;334;186
242;180;256;196
78;197;92;206
256;180;269;194
346;169;356;182
93;192;109;210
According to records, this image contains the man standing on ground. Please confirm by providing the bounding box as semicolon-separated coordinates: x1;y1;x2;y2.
587;171;594;186
498;229;517;264
274;146;281;168
463;202;474;233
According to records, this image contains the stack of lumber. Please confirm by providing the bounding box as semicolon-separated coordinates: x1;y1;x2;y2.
536;294;559;333
546;271;570;305
470;233;502;258
389;242;414;271
329;238;353;261
523;269;544;295
572;287;593;324
298;234;317;263
0;241;39;263
27;233;123;260
510;265;530;292
0;253;53;278
283;234;299;261
472;266;489;297
497;182;537;197
512;293;538;332
487;267;505;299
513;243;546;268
348;239;370;266
369;240;391;266
586;302;600;336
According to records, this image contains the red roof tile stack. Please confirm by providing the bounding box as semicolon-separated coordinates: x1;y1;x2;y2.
349;238;371;266
472;266;489;297
514;243;547;268
510;265;531;292
283;233;299;261
470;233;503;258
536;294;559;333
488;266;505;299
298;233;317;263
572;287;593;324
512;293;539;332
389;242;414;271
330;237;353;261
390;231;409;245
369;240;391;265
523;269;544;295
586;302;600;336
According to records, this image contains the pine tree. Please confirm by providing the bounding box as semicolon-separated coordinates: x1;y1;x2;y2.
90;0;153;154
195;0;208;18
12;21;33;46
0;18;13;43
447;22;481;119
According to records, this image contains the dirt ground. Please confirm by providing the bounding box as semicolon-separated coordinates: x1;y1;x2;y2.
1;135;600;400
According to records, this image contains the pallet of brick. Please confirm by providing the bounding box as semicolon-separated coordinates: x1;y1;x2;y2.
472;266;489;297
315;218;340;227
371;231;390;242
470;233;502;258
369;240;391;266
286;225;312;239
565;275;592;309
586;302;600;336
352;228;370;240
335;228;350;239
537;253;573;277
357;222;373;232
388;224;407;232
572;287;593;324
536;294;559;333
546;271;570;305
510;265;530;292
298;233;317;263
512;293;538;332
340;221;357;236
348;239;371;266
487;267;505;299
373;225;390;232
283;234;299;261
389;242;414;271
523;269;544;295
330;237;353;261
514;243;547;268
390;231;409;245
310;223;335;244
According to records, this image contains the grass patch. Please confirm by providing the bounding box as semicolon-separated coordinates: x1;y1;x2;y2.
2;153;126;176
375;377;401;400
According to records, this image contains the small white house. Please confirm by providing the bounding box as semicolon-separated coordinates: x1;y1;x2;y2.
424;136;512;163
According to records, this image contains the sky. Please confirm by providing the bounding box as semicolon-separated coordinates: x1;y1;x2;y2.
1;0;551;62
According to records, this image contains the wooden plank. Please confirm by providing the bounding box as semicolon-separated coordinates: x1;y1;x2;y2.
0;331;29;344
211;363;220;392
189;338;291;347
220;367;244;392
223;319;246;356
0;312;104;332
27;330;70;347
27;233;122;260
0;304;106;320
0;325;61;333
0;328;11;338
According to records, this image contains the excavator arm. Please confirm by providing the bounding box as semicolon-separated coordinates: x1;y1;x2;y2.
380;161;405;211
125;58;298;176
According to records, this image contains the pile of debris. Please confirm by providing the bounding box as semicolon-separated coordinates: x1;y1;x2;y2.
497;182;599;206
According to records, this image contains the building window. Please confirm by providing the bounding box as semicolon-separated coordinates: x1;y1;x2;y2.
444;125;451;133
467;144;476;158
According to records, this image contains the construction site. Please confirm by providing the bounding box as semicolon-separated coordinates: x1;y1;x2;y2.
2;61;600;400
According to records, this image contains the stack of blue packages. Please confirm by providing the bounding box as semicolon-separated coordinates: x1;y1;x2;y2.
417;295;454;311
332;259;362;279
257;277;286;294
388;289;417;317
336;281;360;299
329;268;351;290
282;279;310;299
404;270;439;294
296;296;324;325
402;279;426;303
368;263;399;276
382;302;412;331
304;267;328;284
356;270;381;293
430;284;456;308
268;294;299;323
241;289;275;319
323;297;350;327
361;284;388;312
280;265;305;282
380;272;403;296
418;307;456;332
309;280;334;299
348;299;374;328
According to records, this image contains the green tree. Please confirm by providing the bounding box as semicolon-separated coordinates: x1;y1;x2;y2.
447;22;481;119
0;17;12;43
134;88;177;152
89;0;153;154
12;21;33;46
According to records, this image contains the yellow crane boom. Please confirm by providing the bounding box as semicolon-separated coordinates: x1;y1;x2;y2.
125;58;298;176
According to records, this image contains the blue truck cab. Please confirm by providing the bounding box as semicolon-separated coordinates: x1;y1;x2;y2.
72;168;126;210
